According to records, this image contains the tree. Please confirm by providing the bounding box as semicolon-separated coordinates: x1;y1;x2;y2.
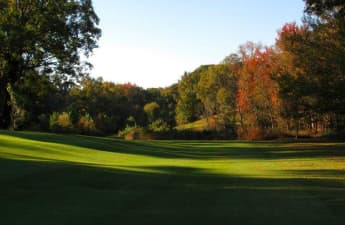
276;16;345;136
216;87;237;131
67;78;147;134
304;0;345;24
236;42;281;139
221;53;241;65
197;64;237;129
175;66;208;124
159;84;178;128
274;23;313;137
10;70;65;129
0;0;101;128
304;0;345;134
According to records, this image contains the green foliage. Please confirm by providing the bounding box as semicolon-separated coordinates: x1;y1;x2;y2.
49;112;73;133
7;83;26;130
216;87;236;129
304;0;345;23
0;78;11;128
118;126;136;138
197;64;238;128
49;112;59;131
118;126;147;140
276;0;345;136
1;0;344;140
176;64;237;133
0;0;101;129
67;78;149;134
148;119;170;132
94;113;121;134
144;101;160;124
176;67;207;124
158;84;178;128
9;71;65;129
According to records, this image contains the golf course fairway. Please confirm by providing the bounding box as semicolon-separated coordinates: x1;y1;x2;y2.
1;130;345;225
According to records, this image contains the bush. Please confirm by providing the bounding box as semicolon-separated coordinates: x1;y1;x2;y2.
124;128;144;140
124;127;147;140
49;112;59;132
49;112;73;133
118;126;135;137
148;119;170;132
77;113;97;135
118;126;152;140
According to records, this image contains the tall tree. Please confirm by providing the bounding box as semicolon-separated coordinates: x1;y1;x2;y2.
236;42;281;139
304;0;345;133
175;66;208;124
275;23;315;137
0;0;101;128
304;0;345;24
276;3;345;135
197;64;237;129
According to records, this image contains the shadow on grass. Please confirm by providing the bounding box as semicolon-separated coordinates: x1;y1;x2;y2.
1;157;345;225
286;169;345;178
1;130;345;161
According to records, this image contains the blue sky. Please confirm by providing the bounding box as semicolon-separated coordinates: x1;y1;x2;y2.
89;0;305;88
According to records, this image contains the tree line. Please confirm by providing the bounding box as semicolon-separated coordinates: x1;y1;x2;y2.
0;0;344;139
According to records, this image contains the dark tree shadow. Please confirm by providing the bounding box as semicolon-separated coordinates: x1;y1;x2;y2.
1;157;345;225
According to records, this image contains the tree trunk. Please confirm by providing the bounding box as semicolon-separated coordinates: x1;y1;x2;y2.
295;119;300;139
0;81;11;129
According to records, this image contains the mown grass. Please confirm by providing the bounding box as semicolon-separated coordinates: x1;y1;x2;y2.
0;130;345;225
175;116;218;131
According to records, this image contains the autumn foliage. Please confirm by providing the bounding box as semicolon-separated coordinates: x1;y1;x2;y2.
1;0;344;139
235;43;281;139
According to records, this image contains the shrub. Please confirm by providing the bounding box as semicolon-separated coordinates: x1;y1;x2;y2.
77;113;97;135
49;112;59;132
124;128;143;140
118;126;151;140
118;126;135;138
49;112;73;133
148;119;170;132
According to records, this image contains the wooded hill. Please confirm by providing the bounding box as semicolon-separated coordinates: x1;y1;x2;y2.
0;0;344;139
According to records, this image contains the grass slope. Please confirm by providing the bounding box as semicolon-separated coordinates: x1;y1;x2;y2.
1;130;345;225
176;116;218;131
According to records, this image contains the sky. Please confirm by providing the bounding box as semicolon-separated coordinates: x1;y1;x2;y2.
89;0;305;88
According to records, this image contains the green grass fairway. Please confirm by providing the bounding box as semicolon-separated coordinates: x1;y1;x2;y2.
1;131;345;225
